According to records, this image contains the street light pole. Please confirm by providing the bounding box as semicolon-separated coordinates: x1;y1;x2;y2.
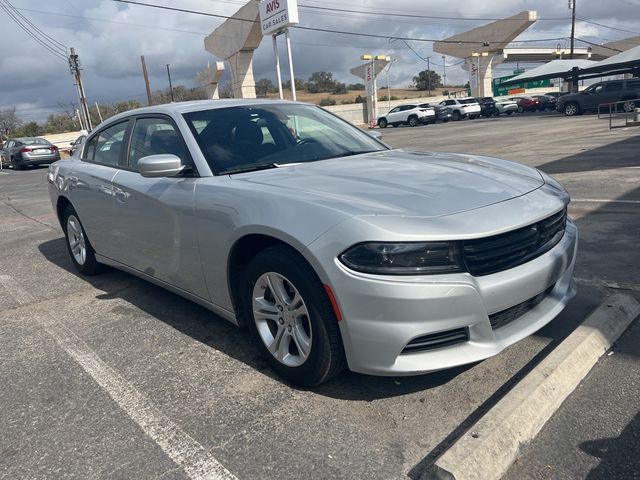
166;64;175;102
442;55;447;90
569;0;577;59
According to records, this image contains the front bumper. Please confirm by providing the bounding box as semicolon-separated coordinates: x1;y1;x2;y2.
319;220;578;376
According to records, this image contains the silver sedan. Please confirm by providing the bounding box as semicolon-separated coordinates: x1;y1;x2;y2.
47;100;577;386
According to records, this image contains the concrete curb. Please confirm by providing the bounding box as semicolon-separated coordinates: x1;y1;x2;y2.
422;293;640;480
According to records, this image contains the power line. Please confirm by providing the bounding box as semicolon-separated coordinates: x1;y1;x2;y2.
576;17;640;36
112;0;567;45
2;0;67;53
0;0;67;60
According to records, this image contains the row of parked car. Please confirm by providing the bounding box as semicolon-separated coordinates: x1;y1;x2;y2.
376;93;564;128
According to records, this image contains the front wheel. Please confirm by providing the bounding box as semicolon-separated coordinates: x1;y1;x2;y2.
452;111;461;121
243;246;346;387
564;102;580;116
63;205;105;275
517;106;524;114
377;118;388;128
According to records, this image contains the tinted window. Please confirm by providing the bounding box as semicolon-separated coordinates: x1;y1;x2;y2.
626;79;640;90
605;82;623;92
128;117;188;169
84;121;128;166
389;107;400;113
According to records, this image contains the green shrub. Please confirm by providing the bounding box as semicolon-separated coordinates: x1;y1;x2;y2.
319;97;337;106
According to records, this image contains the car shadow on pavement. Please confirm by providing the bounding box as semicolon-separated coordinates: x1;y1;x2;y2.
580;412;640;479
539;135;640;174
38;236;470;400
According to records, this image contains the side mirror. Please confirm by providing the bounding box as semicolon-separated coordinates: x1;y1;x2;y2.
368;130;383;140
138;154;185;178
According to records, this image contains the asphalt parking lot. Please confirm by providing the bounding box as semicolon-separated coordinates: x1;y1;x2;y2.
1;111;638;479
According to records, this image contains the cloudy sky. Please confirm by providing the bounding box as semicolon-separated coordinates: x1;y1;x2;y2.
1;0;639;121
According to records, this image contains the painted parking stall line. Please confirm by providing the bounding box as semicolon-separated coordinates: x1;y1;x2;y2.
42;320;238;480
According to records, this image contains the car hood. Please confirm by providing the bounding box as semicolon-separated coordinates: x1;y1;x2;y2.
233;149;544;218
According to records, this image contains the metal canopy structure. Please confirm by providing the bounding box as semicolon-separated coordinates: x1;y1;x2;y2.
502;46;640;86
580;44;640;76
503;59;596;85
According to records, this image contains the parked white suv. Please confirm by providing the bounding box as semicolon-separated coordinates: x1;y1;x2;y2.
494;97;518;115
377;104;436;128
439;98;481;121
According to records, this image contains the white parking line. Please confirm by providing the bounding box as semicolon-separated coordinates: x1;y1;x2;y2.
573;199;640;205
0;274;35;305
43;321;238;480
0;273;237;480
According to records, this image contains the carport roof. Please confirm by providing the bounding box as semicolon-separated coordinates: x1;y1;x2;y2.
502;59;596;85
579;44;640;75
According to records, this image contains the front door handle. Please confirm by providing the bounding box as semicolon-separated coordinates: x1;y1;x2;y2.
113;187;130;203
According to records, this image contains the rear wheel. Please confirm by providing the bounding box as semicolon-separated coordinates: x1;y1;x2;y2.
243;246;346;387
377;118;388;128
11;156;23;170
452;110;461;121
622;100;636;113
517;106;524;114
564;102;580;116
408;116;418;127
62;205;104;275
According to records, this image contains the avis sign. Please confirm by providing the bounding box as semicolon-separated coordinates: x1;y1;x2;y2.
259;0;300;36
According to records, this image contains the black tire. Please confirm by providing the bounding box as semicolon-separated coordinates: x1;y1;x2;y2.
517;106;524;114
62;205;105;275
408;116;418;127
622;99;636;113
442;118;449;123
452;110;461;121
377;118;388;128
506;111;513;115
11;156;23;170
564;102;580;117
243;245;346;387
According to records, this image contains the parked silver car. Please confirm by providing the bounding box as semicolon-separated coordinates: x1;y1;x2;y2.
2;137;60;169
48;100;577;386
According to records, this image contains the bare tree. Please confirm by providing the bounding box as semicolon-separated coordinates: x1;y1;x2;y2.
0;108;20;140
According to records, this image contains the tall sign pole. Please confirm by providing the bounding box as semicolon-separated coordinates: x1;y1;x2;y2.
259;0;299;100
569;0;576;59
68;47;92;132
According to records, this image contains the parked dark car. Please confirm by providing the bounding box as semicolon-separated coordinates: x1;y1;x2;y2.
0;137;60;169
532;95;557;111
475;97;498;117
419;103;452;123
556;78;640;116
69;135;86;156
544;92;568;100
512;96;542;113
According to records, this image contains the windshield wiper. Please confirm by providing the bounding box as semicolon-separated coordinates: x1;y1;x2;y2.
221;162;279;175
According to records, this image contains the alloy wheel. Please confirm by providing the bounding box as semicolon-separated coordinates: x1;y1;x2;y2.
252;272;312;368
623;100;636;113
565;104;578;116
66;214;87;265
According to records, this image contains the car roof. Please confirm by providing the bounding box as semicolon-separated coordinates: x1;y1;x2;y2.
101;99;306;127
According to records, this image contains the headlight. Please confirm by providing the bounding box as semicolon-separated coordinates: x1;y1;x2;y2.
339;242;464;275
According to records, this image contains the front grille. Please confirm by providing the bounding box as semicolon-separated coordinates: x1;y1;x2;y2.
462;209;567;276
489;285;555;330
402;327;469;354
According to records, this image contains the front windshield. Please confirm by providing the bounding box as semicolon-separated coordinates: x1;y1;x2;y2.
183;103;387;174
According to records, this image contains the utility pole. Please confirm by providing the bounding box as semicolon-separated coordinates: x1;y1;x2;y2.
68;47;92;131
426;56;432;96
141;56;153;105
569;0;577;59
166;64;175;102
